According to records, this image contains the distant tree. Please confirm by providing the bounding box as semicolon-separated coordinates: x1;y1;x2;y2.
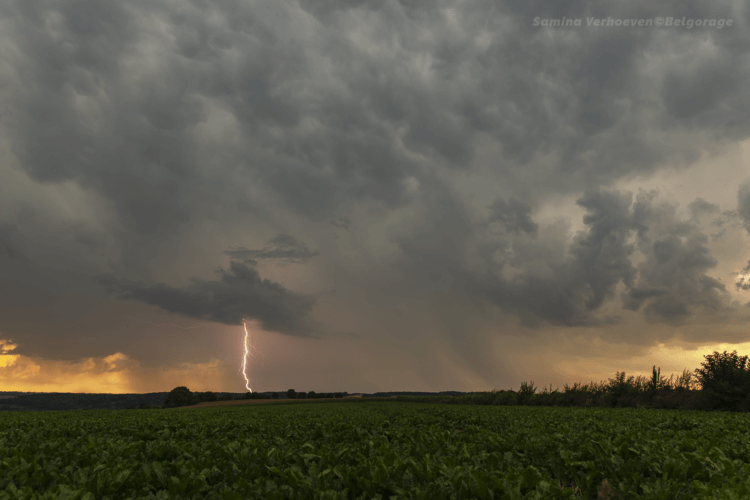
163;387;196;408
647;366;669;393
694;350;750;410
298;392;306;399
308;391;316;399
694;351;750;391
272;392;279;399
218;393;232;401
335;392;343;398
518;381;537;398
287;389;297;399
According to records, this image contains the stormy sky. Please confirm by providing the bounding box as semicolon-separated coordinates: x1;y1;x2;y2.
2;0;750;394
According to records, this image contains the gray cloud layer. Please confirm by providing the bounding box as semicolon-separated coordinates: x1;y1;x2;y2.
1;0;749;375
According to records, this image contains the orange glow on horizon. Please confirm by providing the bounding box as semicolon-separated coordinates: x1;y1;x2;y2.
0;338;228;394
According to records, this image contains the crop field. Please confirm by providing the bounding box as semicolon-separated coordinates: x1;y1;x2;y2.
2;402;750;499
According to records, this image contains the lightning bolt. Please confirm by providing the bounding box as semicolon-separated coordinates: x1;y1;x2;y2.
243;321;252;393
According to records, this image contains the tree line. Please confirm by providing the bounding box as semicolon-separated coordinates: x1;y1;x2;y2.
401;350;750;413
159;388;347;408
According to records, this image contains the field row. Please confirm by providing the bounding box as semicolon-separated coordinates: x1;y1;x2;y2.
2;402;750;499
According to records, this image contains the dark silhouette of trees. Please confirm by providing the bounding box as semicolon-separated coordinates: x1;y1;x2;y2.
237;392;271;400
287;389;296;399
163;387;196;408
194;391;217;403
271;392;279;399
0;392;169;411
694;350;750;411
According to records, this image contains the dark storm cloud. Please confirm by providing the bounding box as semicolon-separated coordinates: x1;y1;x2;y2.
95;260;325;338
738;180;750;235
0;236;21;260
469;189;637;327
622;190;729;322
224;234;319;264
487;199;538;235
5;0;747;220
329;217;351;231
467;188;736;327
688;198;721;218
0;224;28;263
627;287;671;300
735;258;750;291
0;0;748;347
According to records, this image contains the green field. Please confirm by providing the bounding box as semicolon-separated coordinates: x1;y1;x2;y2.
2;401;750;499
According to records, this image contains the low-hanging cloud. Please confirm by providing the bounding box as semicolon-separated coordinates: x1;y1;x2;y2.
224;234;319;264
95;259;326;338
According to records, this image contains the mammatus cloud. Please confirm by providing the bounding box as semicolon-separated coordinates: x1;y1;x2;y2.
95;258;328;338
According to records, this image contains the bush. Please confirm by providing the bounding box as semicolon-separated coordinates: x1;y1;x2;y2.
287;389;296;399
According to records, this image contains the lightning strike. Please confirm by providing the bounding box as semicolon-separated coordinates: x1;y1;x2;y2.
243;321;252;392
